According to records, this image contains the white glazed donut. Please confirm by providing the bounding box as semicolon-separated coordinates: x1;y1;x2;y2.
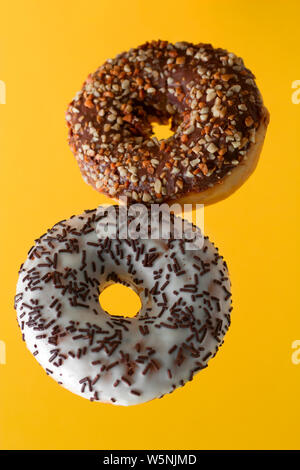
15;206;232;406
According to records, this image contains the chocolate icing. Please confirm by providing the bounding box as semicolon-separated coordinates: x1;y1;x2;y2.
66;40;263;204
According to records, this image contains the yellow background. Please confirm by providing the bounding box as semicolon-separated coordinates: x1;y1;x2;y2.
0;0;299;450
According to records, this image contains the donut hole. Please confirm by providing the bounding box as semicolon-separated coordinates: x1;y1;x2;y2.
152;120;173;141
99;283;142;318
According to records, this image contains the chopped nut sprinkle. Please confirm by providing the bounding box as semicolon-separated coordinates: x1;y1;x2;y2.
66;40;263;204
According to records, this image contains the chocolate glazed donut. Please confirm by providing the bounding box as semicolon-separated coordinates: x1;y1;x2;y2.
66;40;269;205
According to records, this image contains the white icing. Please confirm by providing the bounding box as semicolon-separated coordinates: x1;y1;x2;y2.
15;207;232;406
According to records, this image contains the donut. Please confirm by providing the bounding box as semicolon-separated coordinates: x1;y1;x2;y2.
66;40;269;206
14;206;232;406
